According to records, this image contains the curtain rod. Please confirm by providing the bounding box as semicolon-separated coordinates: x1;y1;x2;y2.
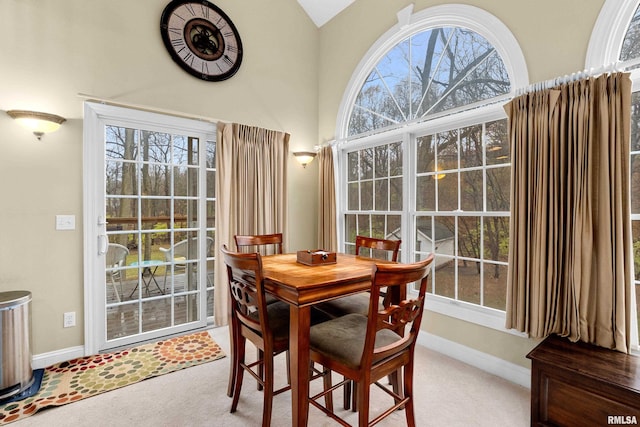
77;93;290;134
77;92;219;123
515;59;633;96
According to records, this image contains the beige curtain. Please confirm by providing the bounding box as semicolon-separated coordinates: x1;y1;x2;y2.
213;122;289;326
505;72;632;352
317;145;337;251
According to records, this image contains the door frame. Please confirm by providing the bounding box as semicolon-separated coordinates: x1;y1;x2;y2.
83;102;216;355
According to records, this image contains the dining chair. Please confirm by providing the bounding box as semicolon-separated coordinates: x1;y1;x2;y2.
307;254;434;427
314;235;401;409
234;233;283;255
221;245;331;427
222;245;290;427
106;243;129;302
229;233;284;397
316;235;401;318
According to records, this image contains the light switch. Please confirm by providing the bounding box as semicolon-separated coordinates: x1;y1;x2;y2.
56;215;76;230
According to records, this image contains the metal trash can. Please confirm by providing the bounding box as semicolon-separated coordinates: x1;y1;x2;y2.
0;291;33;400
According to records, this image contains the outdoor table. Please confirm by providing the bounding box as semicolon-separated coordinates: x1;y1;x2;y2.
128;260;164;297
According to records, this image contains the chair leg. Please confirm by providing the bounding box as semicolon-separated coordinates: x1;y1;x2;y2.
227;326;238;397
261;351;274;427
351;381;357;412
389;369;403;407
230;337;246;413
163;270;168;293
257;349;264;391
286;350;291;385
404;363;416;427
343;378;351;410
110;276;121;303
322;367;333;412
356;380;370;427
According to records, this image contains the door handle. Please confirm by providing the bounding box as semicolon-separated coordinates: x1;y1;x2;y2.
98;234;108;255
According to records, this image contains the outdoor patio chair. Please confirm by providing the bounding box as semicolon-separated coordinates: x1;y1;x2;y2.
106;243;129;302
159;236;214;291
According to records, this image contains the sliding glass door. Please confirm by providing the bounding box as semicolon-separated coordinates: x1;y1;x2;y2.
84;102;216;353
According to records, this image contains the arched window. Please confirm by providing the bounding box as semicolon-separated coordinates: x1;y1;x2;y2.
587;0;640;348
335;5;528;330
586;0;640;71
348;26;511;137
621;5;640;63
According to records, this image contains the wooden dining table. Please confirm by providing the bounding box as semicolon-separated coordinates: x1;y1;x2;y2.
260;252;394;427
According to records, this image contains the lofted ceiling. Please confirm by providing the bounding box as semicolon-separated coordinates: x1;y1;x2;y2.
297;0;355;27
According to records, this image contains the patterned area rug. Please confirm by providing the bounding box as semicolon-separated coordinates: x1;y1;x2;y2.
0;331;225;425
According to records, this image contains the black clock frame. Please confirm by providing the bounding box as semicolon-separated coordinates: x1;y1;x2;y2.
160;0;243;81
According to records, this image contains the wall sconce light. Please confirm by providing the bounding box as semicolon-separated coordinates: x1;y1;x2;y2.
293;151;317;168
7;110;66;140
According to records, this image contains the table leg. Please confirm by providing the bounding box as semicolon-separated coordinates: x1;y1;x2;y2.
128;282;139;299
289;304;311;427
129;266;164;298
142;267;152;295
147;267;164;294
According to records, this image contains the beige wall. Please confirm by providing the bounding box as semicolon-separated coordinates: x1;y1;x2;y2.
316;0;606;368
0;0;319;354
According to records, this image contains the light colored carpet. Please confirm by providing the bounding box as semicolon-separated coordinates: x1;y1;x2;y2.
13;326;530;426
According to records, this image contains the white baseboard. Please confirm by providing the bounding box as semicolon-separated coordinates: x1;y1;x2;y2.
418;332;531;389
32;346;85;370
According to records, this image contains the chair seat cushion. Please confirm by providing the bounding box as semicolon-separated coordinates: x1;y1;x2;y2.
314;293;379;318
249;300;290;341
246;300;330;343
309;313;401;370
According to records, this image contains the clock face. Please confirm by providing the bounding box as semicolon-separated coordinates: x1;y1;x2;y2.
160;0;243;81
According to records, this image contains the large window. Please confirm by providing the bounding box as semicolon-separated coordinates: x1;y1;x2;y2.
415;121;510;311
344;141;403;259
337;5;527;330
588;0;640;347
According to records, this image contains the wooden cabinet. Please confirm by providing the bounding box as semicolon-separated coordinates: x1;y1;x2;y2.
527;335;640;426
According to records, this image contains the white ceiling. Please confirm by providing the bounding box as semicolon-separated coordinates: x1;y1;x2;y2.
297;0;355;27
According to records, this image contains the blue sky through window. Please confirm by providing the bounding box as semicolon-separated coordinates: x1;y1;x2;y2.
348;26;510;137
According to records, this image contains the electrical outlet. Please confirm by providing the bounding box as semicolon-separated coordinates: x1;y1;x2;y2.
63;311;76;328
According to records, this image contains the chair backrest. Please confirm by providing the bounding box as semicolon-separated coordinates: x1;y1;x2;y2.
205;236;214;256
362;254;434;368
234;233;283;255
355;235;401;261
106;243;129;269
161;236;214;261
221;245;271;338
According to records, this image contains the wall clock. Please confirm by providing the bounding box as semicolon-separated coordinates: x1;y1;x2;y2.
160;0;243;81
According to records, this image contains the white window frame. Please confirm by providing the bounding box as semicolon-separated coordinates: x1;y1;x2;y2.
335;4;528;335
409;105;513;331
